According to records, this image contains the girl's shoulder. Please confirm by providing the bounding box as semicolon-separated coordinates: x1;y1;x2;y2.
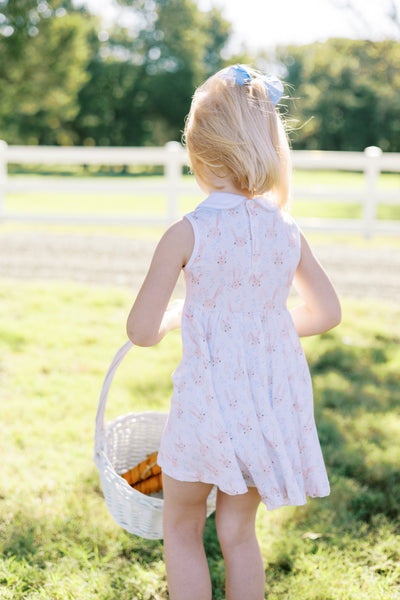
157;217;195;268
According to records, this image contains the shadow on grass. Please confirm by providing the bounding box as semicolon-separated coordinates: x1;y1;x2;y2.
308;329;400;525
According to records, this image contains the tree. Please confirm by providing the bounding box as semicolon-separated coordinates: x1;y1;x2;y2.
279;38;400;151
74;0;233;146
0;1;95;144
0;0;240;146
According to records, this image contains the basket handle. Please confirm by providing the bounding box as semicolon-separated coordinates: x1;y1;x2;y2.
95;340;133;453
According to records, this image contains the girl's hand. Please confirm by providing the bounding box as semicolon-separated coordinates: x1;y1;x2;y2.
161;299;185;335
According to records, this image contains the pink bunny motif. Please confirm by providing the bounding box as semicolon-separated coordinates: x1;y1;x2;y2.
209;350;222;367
238;417;253;435
302;416;314;434
216;249;228;267
163;451;179;468
211;429;228;445
265;212;278;239
264;287;279;311
253;240;262;261
266;333;278;355
175;379;186;394
192;371;203;386
233;350;245;380
191;406;207;423
293;394;304;413
246;365;255;379
296;343;305;357
204;321;214;345
287;227;297;249
273;384;285;406
189;242;204;267
247;202;258;216
203;286;222;310
219;452;233;470
188;272;203;286
174;437;186;452
206;393;215;406
189;332;204;359
174;401;184;419
232;229;248;247
249;272;263;287
273;251;284;266
258;456;272;475
266;436;279;452
222;317;232;334
256;408;265;421
231;268;242;290
270;486;283;500
248;331;261;346
302;465;317;481
225;390;238;409
202;460;219;478
207;214;221;239
184;307;195;325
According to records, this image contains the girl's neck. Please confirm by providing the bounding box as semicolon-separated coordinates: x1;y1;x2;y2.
196;173;254;199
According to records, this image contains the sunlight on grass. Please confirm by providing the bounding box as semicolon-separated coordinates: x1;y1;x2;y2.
1;283;400;599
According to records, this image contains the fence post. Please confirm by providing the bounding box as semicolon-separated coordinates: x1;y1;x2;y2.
363;146;382;239
165;141;182;224
0;140;7;223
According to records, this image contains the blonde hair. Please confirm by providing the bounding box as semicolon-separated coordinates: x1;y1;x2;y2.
183;66;291;209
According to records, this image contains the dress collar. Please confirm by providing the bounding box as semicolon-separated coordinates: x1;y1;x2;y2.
197;191;278;211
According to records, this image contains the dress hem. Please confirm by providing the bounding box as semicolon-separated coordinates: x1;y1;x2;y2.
159;464;330;511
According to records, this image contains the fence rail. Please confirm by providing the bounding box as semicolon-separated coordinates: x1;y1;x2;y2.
0;141;399;237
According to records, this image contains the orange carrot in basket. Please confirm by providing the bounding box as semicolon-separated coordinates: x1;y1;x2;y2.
133;472;163;495
120;451;161;486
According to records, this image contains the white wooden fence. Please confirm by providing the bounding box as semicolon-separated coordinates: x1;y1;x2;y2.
0;140;399;237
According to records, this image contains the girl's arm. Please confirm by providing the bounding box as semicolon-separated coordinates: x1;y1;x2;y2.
291;231;341;337
126;218;194;347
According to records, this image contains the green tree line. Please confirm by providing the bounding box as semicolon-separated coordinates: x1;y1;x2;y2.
0;0;399;151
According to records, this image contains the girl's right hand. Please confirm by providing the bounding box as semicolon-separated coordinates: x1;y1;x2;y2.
161;299;185;334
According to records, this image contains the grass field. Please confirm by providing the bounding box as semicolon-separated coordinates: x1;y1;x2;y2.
1;281;400;599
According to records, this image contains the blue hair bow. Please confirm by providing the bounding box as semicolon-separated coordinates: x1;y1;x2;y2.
224;64;284;106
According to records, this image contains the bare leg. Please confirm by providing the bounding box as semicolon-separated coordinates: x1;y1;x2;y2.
215;487;265;600
162;473;214;600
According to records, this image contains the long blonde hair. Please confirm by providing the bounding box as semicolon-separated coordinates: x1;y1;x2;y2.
184;66;291;209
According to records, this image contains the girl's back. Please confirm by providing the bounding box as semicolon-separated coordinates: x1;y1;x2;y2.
184;192;299;315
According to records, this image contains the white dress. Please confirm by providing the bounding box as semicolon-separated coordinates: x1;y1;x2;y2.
157;192;330;509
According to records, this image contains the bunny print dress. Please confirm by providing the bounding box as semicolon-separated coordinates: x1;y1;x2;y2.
157;192;330;509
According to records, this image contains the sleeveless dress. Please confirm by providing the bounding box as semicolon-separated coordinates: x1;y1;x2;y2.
157;191;330;510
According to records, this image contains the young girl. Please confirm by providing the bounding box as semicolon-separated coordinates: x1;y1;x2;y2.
127;64;341;600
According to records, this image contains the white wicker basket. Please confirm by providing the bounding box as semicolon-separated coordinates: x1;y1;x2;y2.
94;340;217;539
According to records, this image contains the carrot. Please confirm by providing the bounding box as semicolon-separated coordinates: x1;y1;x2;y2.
120;451;161;486
133;472;163;495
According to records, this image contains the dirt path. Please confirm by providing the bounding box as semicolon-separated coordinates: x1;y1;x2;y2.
1;231;399;300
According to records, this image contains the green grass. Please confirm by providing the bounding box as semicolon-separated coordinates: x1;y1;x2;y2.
1;282;400;599
4;170;400;222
